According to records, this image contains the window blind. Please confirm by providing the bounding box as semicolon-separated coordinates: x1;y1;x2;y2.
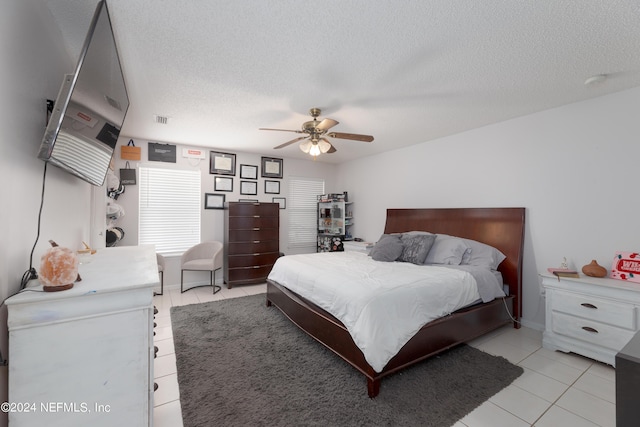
288;177;324;249
138;167;201;255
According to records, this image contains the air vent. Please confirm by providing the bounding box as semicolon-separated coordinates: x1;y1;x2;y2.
154;115;169;125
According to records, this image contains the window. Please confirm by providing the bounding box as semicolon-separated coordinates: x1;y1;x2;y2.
139;167;201;255
288;177;324;250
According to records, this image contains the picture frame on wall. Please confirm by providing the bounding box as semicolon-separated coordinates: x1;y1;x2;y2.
204;193;225;209
239;164;258;180
210;151;236;175
214;176;233;192
264;180;280;194
240;180;258;195
261;156;283;179
272;197;286;209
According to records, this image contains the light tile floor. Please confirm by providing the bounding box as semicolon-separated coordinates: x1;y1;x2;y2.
153;285;616;427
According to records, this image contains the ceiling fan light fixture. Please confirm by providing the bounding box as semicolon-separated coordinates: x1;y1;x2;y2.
318;138;332;153
299;140;312;153
309;144;321;157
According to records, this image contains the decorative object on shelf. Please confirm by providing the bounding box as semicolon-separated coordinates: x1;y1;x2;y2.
547;257;579;278
239;164;258;180
210;151;236;175
261;156;283;178
39;240;80;291
77;241;96;264
611;252;640;283
582;260;607;277
204;193;225;209
148;142;177;163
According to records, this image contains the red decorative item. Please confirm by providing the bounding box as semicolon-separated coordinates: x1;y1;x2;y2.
610;252;640;283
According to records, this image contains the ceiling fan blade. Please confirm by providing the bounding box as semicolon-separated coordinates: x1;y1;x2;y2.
274;136;308;149
316;118;339;131
259;128;303;133
327;132;374;142
327;144;337;153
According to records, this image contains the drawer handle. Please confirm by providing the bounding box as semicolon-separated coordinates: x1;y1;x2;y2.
253;241;261;243
253;228;261;231
582;326;599;333
580;303;598;309
253;266;260;269
253;215;260;218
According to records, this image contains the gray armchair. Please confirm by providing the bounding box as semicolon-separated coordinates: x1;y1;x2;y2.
180;241;223;294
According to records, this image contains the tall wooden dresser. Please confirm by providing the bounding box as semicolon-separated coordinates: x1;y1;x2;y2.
224;202;280;288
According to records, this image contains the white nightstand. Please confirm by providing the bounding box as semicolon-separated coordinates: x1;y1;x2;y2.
342;241;373;254
540;272;640;366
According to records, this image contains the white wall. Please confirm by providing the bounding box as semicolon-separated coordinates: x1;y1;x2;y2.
110;140;338;288
0;2;97;425
336;86;640;330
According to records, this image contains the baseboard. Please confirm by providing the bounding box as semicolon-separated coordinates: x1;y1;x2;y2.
519;318;544;332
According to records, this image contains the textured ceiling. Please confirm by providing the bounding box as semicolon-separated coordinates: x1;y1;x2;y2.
44;0;640;163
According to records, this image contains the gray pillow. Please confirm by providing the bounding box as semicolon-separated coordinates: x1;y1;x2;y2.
369;234;404;262
460;238;506;270
399;233;436;264
424;234;470;265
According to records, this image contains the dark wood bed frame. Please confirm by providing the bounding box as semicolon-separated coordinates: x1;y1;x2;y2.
266;207;525;397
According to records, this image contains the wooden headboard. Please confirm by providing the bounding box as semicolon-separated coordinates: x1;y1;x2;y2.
384;208;525;321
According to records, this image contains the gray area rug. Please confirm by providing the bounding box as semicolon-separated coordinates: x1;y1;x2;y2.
171;294;523;427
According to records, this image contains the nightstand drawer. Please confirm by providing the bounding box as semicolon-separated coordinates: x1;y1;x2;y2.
552;289;636;330
552;311;636;351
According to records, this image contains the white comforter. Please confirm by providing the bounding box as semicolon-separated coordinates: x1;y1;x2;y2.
267;251;482;372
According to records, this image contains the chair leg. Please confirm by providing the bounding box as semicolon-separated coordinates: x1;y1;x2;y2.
180;270;185;293
154;271;164;296
212;269;221;294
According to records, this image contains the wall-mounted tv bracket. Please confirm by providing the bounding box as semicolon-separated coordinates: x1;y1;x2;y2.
46;99;55;126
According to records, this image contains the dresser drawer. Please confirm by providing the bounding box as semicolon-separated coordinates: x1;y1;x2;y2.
228;241;279;255
227;265;275;282
228;228;279;242
228;216;278;229
552;311;636;351
551;289;636;330
228;252;280;268
228;202;278;217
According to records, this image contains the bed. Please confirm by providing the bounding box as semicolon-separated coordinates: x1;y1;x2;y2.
266;207;525;397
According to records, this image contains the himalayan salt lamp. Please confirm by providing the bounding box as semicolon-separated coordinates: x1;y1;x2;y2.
39;240;79;291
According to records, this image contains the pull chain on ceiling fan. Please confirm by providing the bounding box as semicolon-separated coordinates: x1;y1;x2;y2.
259;108;374;158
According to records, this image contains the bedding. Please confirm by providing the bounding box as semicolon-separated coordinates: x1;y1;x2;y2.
267;251;504;372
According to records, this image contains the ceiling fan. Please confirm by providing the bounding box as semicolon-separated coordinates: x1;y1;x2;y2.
259;108;374;157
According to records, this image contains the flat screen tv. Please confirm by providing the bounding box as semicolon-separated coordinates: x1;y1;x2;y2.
38;0;129;187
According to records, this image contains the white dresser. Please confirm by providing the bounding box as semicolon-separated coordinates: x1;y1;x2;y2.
541;272;640;366
6;245;157;427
